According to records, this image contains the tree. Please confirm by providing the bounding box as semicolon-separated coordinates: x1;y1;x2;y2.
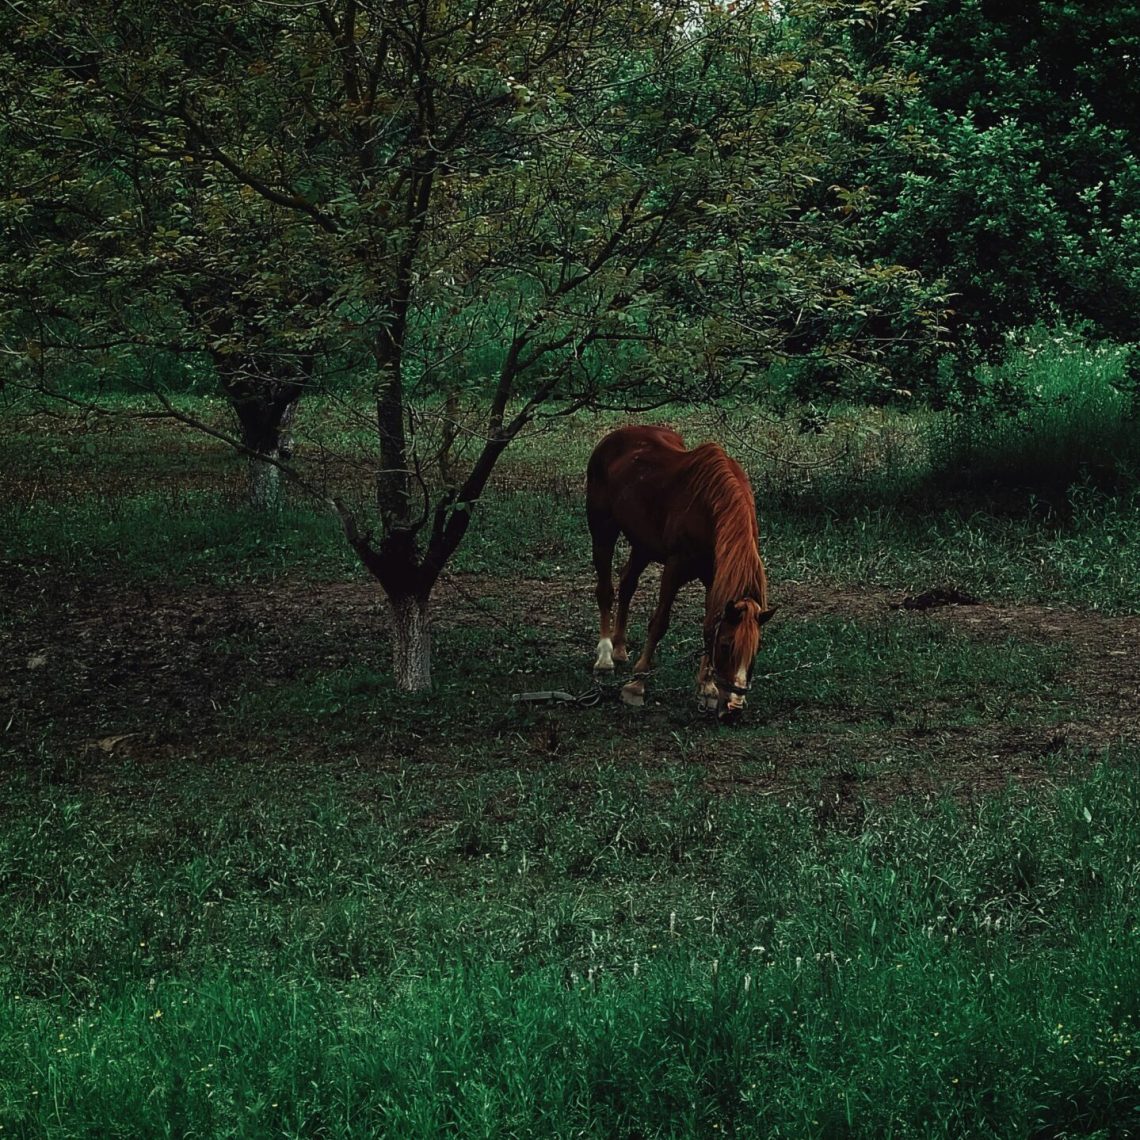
1;0;944;690
0;50;340;509
854;0;1140;356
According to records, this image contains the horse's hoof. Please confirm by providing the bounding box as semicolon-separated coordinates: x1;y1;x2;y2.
621;681;645;707
593;661;614;674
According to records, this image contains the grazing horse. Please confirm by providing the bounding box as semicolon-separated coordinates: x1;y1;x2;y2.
586;425;775;718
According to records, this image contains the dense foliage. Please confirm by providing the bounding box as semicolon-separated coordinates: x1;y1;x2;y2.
862;0;1140;359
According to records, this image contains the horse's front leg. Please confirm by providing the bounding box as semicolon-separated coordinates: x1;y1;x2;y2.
695;654;720;713
622;559;686;707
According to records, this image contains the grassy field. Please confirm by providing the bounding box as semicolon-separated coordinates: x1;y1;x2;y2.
3;337;1140;1136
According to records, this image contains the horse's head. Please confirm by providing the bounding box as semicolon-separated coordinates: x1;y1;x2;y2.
701;599;777;719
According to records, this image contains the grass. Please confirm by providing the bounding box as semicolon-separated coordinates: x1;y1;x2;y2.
769;487;1140;613
928;329;1138;497
223;613;1065;750
2;758;1140;1136
2;493;360;586
3;332;1140;1135
7;476;1140;611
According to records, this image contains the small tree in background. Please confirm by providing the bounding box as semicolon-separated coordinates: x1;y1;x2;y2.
1;0;945;690
0;67;340;509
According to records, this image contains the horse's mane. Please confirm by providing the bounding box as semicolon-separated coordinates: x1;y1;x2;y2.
685;443;768;619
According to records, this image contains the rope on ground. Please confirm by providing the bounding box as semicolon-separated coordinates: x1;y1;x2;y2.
510;685;619;707
751;650;834;682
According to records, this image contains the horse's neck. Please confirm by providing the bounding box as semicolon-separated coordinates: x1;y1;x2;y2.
709;512;766;610
684;445;765;608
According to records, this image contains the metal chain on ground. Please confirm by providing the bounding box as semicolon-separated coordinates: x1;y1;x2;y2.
510;687;611;707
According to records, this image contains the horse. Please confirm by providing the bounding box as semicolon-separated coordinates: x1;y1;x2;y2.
586;424;775;718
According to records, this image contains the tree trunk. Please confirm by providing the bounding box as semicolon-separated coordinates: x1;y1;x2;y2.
232;393;300;511
247;450;284;511
244;399;297;510
388;592;432;692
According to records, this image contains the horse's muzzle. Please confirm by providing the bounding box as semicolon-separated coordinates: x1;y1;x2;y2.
697;676;749;719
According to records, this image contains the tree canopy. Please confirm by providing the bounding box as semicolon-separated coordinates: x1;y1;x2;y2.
858;0;1140;359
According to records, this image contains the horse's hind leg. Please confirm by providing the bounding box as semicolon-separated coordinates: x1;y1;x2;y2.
589;509;620;672
612;549;649;665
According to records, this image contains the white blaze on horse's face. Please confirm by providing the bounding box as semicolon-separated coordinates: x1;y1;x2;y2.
706;600;777;719
725;668;749;714
712;666;749;718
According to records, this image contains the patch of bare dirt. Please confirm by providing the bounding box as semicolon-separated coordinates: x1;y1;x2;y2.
1;568;1136;805
778;580;1140;728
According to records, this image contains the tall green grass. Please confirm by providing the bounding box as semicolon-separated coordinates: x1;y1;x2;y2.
927;330;1137;496
3;759;1139;1137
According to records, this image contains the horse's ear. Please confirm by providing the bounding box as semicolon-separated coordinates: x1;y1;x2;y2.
758;606;778;625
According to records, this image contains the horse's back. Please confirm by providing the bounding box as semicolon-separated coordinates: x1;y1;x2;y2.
586;425;686;494
587;425;706;559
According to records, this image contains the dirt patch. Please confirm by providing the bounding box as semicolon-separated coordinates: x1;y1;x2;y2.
1;568;1136;805
941;599;1140;752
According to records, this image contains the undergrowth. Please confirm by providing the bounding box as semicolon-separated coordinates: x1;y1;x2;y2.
2;758;1138;1137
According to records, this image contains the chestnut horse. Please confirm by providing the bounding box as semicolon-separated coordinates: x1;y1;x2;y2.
586;425;774;717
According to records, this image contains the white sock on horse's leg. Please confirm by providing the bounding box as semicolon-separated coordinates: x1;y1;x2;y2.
594;638;615;671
